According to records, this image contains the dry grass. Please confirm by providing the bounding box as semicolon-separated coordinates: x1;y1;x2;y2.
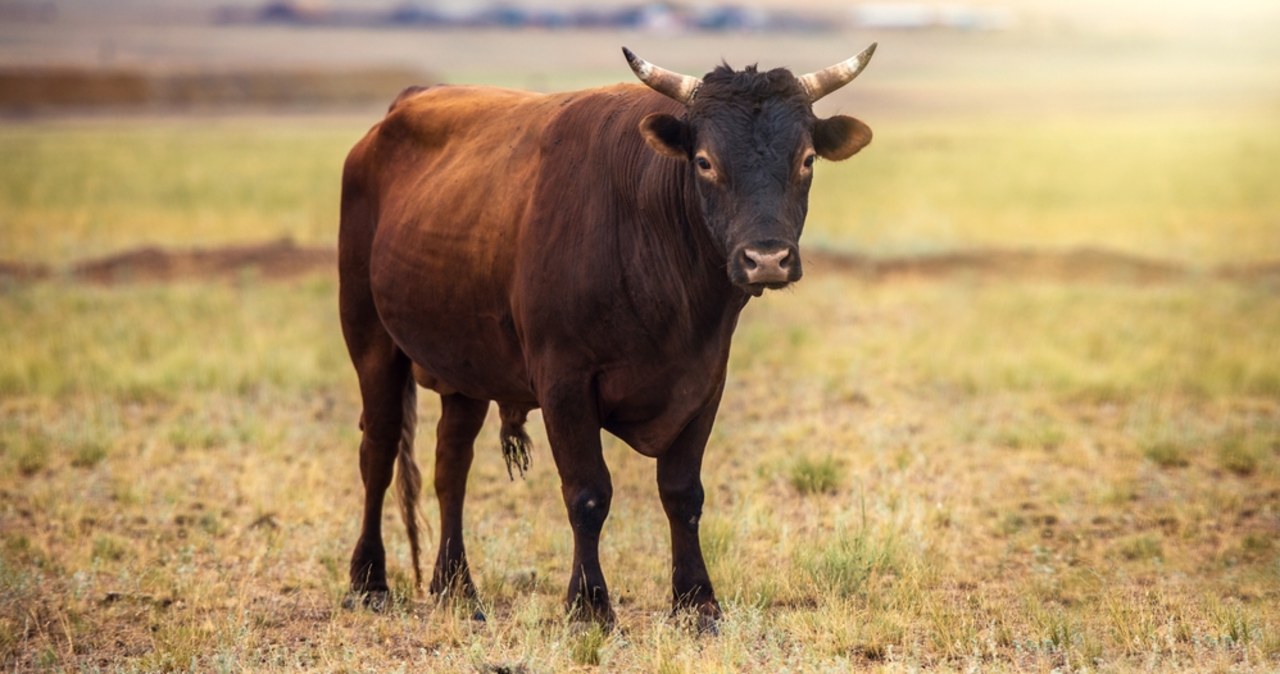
1;271;1276;672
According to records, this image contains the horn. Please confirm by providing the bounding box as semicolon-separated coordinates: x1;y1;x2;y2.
797;42;878;102
621;47;702;105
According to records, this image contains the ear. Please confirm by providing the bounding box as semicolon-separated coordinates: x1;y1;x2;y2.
639;113;689;159
813;115;872;161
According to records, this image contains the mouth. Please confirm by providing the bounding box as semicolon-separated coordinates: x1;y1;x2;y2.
742;280;792;297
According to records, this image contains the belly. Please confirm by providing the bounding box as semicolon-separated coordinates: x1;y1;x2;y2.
369;216;534;404
386;302;531;402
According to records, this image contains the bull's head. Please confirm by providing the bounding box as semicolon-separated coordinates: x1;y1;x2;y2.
623;46;876;296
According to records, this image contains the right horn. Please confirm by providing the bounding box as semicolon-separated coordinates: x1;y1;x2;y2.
796;43;878;103
622;47;702;105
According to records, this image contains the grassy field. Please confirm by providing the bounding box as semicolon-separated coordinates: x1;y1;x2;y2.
2;270;1278;672
3;108;1279;269
3;15;1280;673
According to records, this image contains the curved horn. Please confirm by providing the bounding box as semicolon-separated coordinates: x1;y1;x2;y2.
797;42;878;103
621;47;702;105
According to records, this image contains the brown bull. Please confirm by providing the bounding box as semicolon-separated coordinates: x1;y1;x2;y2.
338;45;877;626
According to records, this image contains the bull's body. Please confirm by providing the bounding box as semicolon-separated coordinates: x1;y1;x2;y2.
344;84;738;456
339;47;876;626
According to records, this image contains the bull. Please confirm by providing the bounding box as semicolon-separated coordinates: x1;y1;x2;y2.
338;44;877;627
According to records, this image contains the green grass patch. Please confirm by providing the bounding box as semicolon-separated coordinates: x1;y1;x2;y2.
11;433;50;477
1143;438;1192;469
795;526;903;600
1216;431;1266;476
569;624;609;666
788;455;844;495
70;438;109;469
1116;535;1163;562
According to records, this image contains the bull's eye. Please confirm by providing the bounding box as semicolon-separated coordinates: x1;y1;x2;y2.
803;154;817;169
695;156;712;171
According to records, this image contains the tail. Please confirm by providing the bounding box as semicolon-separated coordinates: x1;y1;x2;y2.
499;405;532;480
394;375;425;592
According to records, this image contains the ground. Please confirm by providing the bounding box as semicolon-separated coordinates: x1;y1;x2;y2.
2;260;1277;672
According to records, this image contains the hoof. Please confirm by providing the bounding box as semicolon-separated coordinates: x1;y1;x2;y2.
695;610;720;636
472;609;487;622
696;601;722;635
429;565;478;600
342;589;390;612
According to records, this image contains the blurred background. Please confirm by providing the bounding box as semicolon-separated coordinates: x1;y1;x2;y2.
2;0;1278;267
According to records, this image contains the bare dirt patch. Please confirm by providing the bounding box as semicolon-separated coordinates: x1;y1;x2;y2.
0;239;334;285
68;239;337;284
806;247;1196;284
0;259;48;282
0;67;431;113
4;240;1277;287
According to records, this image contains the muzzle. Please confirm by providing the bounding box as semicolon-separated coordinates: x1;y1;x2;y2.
730;240;802;295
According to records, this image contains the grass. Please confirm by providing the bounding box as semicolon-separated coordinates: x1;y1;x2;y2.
808;109;1280;266
1143;437;1193;469
787;455;844;495
0;119;360;266
3;111;1279;269
1;272;1276;671
796;525;904;600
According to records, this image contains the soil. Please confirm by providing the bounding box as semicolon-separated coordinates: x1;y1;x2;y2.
1;240;1277;286
0;239;334;285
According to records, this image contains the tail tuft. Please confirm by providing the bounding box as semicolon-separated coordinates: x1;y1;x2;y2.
499;405;532;480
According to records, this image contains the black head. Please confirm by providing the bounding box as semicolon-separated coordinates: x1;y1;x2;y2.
623;46;875;296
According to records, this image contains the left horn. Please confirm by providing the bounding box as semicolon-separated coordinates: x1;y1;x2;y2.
797;42;878;103
622;47;702;105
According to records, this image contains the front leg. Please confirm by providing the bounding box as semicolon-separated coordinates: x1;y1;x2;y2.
656;397;724;631
541;378;616;625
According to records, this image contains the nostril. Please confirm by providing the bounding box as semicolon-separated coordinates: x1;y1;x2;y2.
777;251;792;270
741;250;760;271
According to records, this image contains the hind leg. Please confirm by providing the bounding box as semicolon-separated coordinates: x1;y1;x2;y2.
430;393;489;597
339;131;423;608
340;238;417;607
345;338;413;608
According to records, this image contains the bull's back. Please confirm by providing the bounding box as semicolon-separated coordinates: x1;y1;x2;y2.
365;85;556;296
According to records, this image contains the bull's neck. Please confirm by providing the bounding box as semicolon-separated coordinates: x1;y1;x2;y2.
677;168;744;312
616;157;749;349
